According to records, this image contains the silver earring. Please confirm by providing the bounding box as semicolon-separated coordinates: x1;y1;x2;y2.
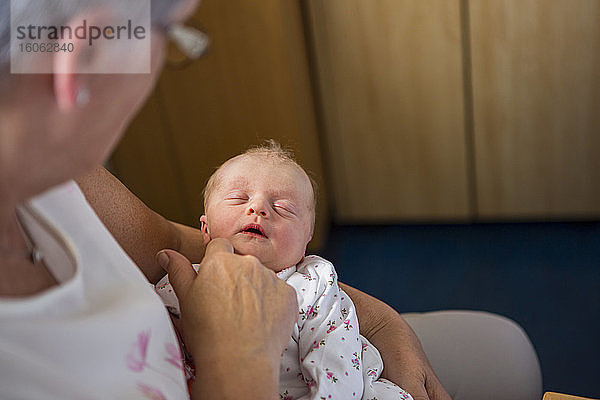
76;87;90;107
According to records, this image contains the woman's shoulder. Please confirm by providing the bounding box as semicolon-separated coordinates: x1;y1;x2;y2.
30;180;86;205
27;180;96;232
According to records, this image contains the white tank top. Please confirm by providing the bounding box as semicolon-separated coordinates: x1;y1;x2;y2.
0;181;188;399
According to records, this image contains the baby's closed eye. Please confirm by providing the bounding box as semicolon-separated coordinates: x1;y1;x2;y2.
224;191;248;204
273;202;297;216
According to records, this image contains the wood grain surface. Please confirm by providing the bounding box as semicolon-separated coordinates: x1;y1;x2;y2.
543;392;597;400
306;0;470;222
470;0;600;218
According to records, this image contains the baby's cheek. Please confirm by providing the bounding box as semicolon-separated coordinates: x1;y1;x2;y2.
277;236;303;264
207;223;234;240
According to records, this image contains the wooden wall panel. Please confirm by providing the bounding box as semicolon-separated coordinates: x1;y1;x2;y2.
470;0;600;218
111;94;190;224
111;0;328;249
306;0;469;222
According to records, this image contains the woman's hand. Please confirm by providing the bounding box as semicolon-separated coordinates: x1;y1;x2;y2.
157;239;298;400
340;283;452;400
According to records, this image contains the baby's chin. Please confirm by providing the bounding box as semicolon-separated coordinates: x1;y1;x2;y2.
230;244;298;273
209;233;304;272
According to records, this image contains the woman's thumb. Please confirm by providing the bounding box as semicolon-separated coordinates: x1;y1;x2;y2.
156;249;196;296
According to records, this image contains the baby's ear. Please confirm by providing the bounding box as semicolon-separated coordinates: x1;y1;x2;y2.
199;215;211;245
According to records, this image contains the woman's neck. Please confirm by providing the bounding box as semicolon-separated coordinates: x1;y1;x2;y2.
0;202;59;296
0;203;30;262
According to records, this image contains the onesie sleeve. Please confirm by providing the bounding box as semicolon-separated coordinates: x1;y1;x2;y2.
289;257;364;400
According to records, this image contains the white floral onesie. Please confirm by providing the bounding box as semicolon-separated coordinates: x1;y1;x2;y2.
155;255;412;400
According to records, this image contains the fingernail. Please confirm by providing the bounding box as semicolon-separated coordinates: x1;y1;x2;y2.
157;251;170;270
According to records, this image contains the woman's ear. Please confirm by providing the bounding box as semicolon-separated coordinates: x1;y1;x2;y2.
54;72;88;112
199;215;211;245
53;43;88;112
52;11;103;111
53;7;149;111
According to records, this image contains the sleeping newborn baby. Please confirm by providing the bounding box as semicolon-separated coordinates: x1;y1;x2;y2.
156;141;412;400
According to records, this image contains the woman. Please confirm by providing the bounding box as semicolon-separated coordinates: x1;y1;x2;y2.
0;1;540;399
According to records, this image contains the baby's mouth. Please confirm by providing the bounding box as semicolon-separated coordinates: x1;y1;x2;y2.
240;224;268;238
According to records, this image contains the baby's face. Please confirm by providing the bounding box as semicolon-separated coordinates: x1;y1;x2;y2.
201;156;314;271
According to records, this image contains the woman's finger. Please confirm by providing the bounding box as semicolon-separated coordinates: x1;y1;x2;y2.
156;249;196;297
203;238;234;256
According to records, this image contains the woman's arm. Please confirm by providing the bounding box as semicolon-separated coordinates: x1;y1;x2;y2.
76;166;206;284
339;282;452;400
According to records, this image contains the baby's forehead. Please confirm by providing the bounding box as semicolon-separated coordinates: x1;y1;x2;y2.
221;155;306;183
221;177;298;199
212;155;312;197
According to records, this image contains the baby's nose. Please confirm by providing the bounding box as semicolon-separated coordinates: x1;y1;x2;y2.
247;203;268;217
